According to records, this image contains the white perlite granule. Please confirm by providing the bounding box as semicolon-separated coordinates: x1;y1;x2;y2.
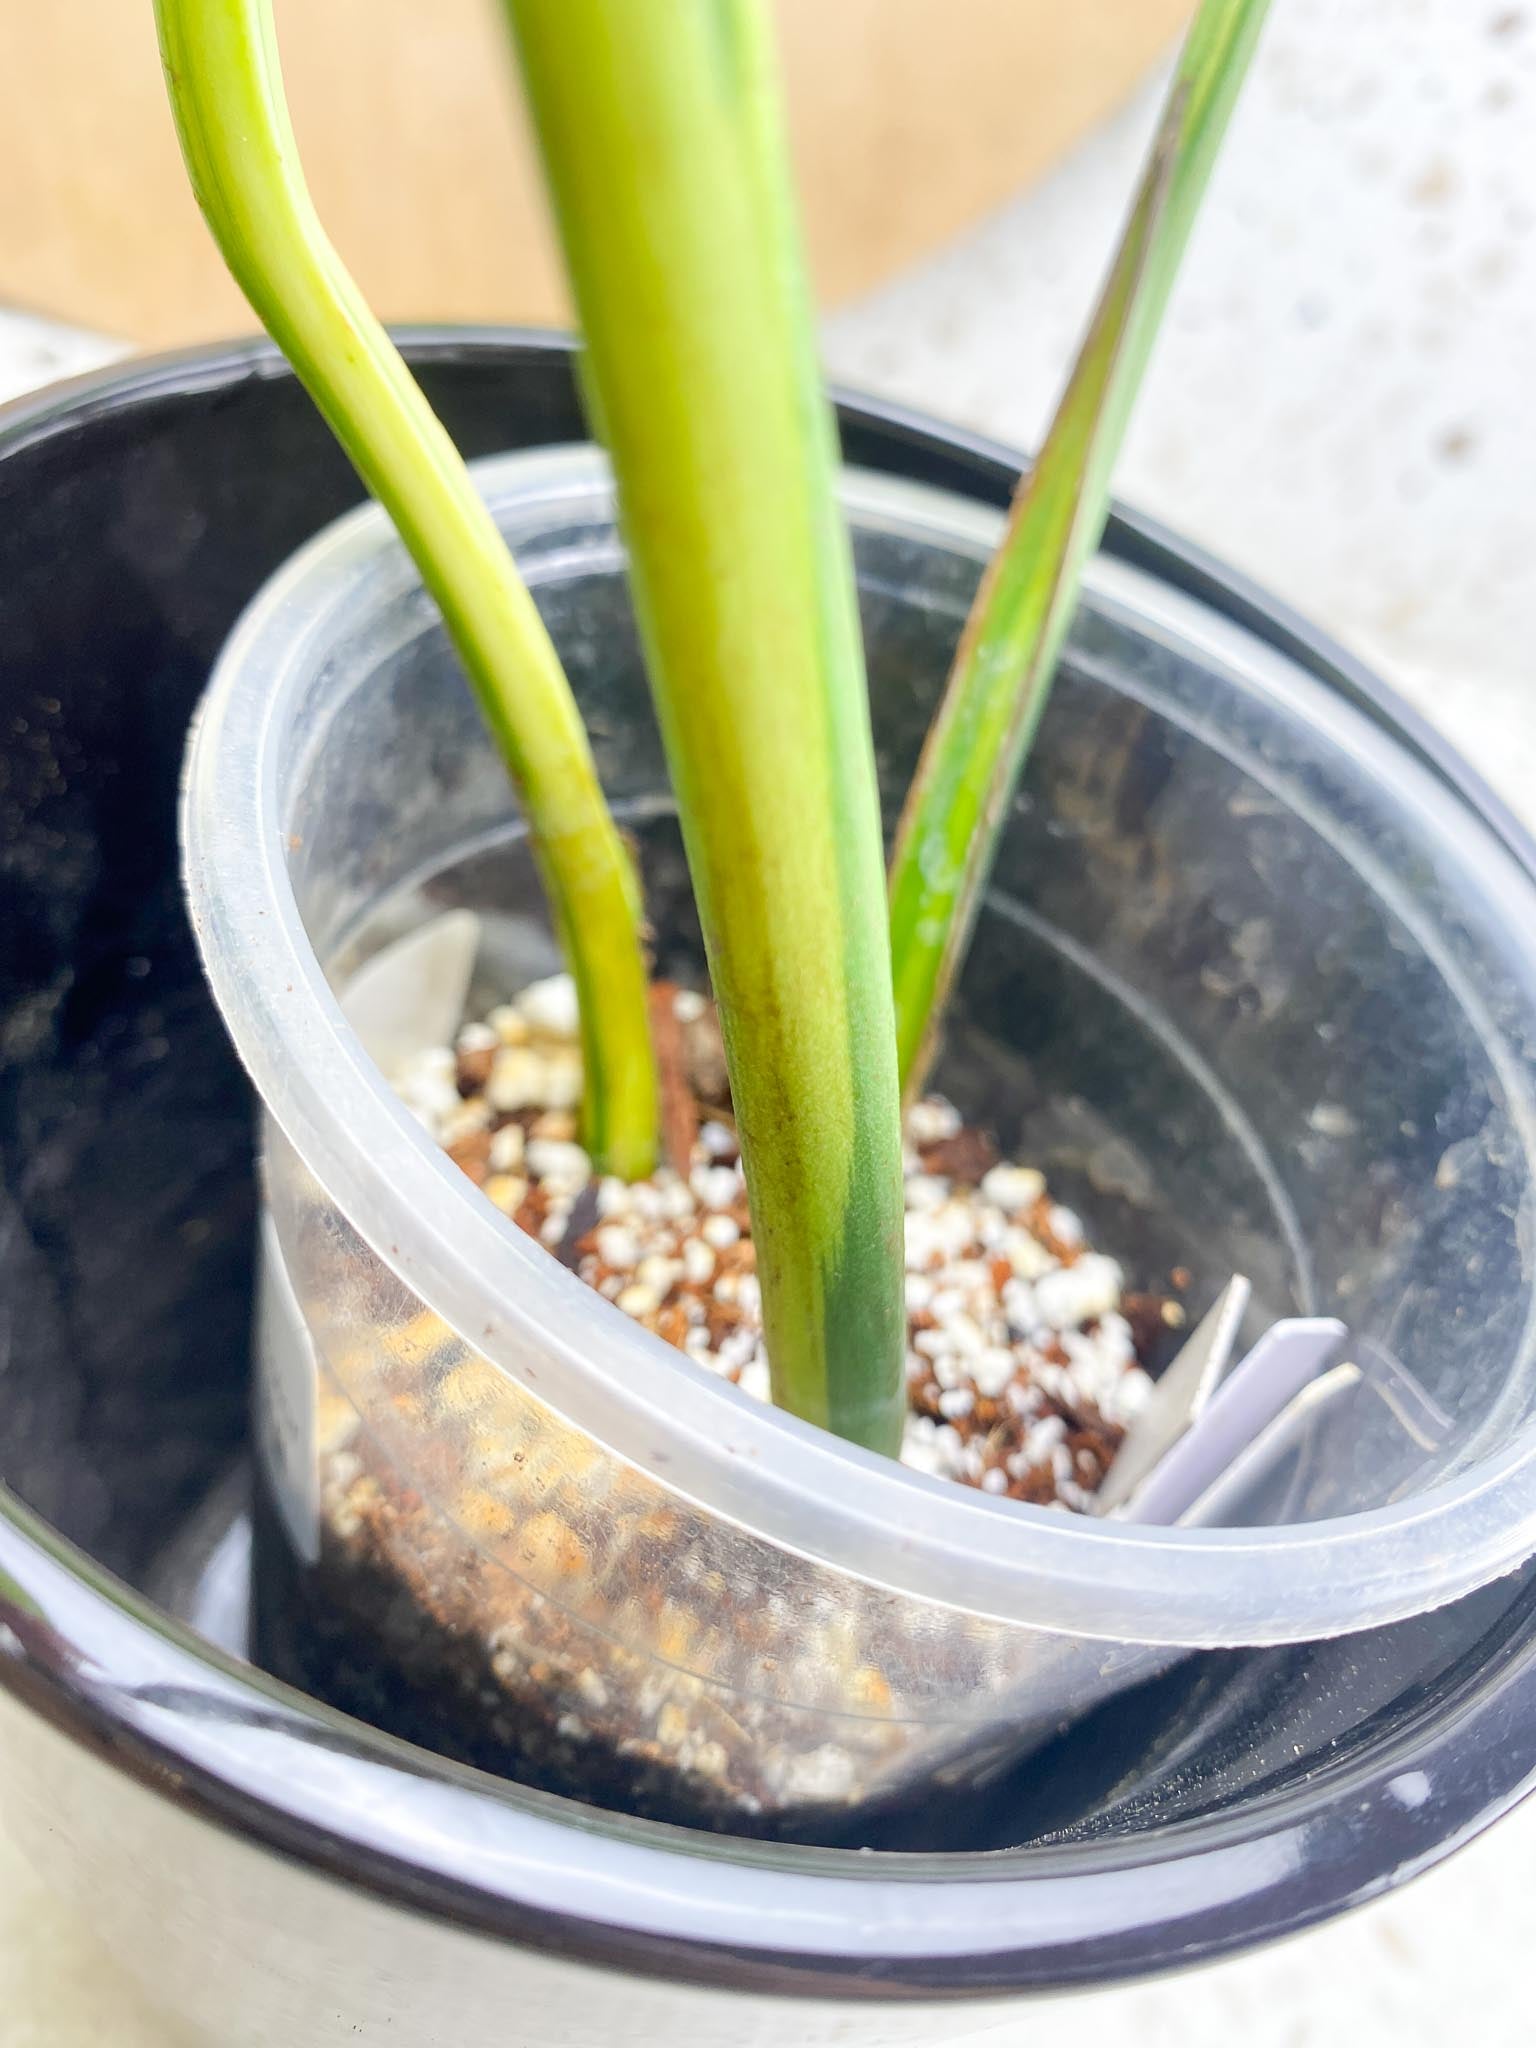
393;973;1155;1509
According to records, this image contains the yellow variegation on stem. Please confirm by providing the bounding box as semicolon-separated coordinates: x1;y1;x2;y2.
502;0;907;1454
155;0;658;1180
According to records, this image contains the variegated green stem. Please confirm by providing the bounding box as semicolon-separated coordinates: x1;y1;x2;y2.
502;0;906;1454
889;0;1271;1097
155;0;657;1179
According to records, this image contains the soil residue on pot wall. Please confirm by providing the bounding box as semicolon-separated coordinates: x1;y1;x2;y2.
259;972;1186;1839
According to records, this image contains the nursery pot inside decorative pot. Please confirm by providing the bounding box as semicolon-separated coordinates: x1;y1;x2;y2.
182;437;1536;1842
9;343;1536;2048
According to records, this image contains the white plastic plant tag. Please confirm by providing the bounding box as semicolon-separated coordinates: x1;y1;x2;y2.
1178;1361;1364;1528
253;914;484;1565
253;1209;321;1565
1095;1275;1251;1512
1117;1317;1348;1526
339;908;482;1071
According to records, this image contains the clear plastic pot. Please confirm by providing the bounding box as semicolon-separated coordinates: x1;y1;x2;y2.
184;445;1536;1835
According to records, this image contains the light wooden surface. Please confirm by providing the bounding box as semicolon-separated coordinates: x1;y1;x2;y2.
3;0;1186;347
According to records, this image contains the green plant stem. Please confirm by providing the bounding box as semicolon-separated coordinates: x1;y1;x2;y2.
888;0;1271;1097
155;0;657;1179
502;0;906;1454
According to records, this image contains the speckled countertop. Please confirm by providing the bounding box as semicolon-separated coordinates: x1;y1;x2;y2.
826;0;1536;826
2;2;1534;2041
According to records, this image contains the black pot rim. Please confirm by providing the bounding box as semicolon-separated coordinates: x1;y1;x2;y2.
3;329;1535;2003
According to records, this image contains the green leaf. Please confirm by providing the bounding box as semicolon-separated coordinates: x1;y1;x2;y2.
503;0;907;1454
889;0;1272;1096
155;0;657;1179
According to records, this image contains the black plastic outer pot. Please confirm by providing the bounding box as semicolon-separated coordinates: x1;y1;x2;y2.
2;334;1536;2047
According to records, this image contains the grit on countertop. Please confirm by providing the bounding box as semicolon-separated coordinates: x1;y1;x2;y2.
3;1;1535;2040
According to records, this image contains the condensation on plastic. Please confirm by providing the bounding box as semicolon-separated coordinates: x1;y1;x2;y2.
185;447;1536;1826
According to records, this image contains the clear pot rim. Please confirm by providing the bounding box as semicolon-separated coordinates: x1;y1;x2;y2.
182;439;1536;1650
6;337;1536;1995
